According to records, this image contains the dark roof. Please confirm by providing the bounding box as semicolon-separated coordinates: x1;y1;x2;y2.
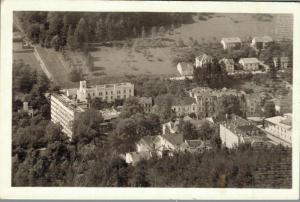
162;133;184;146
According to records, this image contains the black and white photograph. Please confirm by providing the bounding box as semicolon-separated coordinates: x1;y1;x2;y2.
0;0;299;200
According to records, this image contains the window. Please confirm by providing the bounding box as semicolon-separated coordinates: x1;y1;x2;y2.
111;91;113;95
106;92;108;95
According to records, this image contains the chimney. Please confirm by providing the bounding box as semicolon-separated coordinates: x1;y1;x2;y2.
23;102;28;111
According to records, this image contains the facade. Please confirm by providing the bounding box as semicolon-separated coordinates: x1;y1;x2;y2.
220;115;270;148
171;97;198;117
177;62;194;76
18;102;34;117
251;36;273;50
245;94;263;117
77;80;134;103
219;58;235;74
50;93;86;138
195;54;213;68
220;37;242;50
239;58;259;71
264;114;292;145
138;97;153;113
180;140;212;153
125;151;152;165
273;57;289;69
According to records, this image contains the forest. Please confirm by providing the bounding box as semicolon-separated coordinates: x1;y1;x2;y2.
16;12;194;50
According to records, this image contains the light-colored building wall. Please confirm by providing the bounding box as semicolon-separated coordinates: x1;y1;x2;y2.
239;60;259;71
264;115;292;144
77;80;134;103
219;124;244;148
172;103;198;117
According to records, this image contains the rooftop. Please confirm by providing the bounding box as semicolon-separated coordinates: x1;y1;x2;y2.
162;133;184;146
239;57;259;64
265;115;292;130
221;37;242;43
51;93;86;113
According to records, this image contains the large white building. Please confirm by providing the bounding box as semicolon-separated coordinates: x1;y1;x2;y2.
264;113;292;145
195;54;213;68
76;80;134;103
251;36;273;50
51;93;86;138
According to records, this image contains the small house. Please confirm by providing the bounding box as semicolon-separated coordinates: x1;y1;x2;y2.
177;62;194;76
239;58;259;71
220;37;242;50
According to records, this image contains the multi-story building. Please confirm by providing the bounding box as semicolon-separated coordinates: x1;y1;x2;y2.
251;36;273;50
219;58;235;74
245;94;263;117
76;80;134;103
220;37;242;50
171;97;198;117
189;87;246;118
273;56;289;69
239;58;259;71
195;54;213;68
220;115;270;148
138;97;153;113
264;113;292;145
51;93;86;138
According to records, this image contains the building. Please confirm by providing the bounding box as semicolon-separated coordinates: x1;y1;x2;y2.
219;58;235;74
220;37;242;50
239;58;259;71
195;54;213;68
155;133;185;156
162;119;180;135
180;140;212;153
171;97;198;117
76;80;134;103
220;115;270;148
51;93;87;138
125;151;152;165
245;94;263;117
189;87;246;118
264;113;292;145
177;62;194;76
138;97;153;113
273;57;289;69
251;36;273;50
136;135;158;152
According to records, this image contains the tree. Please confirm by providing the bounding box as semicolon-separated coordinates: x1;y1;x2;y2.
263;101;276;118
120;97;144;118
153;94;176;122
74;17;89;48
198;121;215;141
178;120;198;140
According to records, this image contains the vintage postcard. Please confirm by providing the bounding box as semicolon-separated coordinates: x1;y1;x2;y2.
0;0;299;200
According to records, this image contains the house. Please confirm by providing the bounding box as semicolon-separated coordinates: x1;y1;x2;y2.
195;54;213;68
220;115;270;148
220;37;242;50
181;140;212;153
138;97;153;113
264;113;292;145
99;108;120;121
136;135;158;152
239;58;259;71
171;97;198;117
273;57;289;69
177;62;194;76
156;133;184;156
125;151;152;165
219;58;235;74
162;119;180;135
251;36;273;50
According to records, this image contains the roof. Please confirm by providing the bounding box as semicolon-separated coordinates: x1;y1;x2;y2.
265;115;292;130
162;133;184;146
239;57;259;64
221;37;242;43
220;58;234;65
128;151;152;163
253;36;273;43
138;97;152;105
172;96;196;106
138;135;157;147
178;62;194;72
196;54;213;62
273;57;289;62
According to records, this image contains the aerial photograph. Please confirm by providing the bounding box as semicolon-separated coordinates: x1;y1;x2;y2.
12;11;293;188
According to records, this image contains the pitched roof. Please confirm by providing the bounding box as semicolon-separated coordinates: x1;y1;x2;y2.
239;57;259;64
221;37;242;43
139;135;156;147
172;96;196;106
162;133;184;146
129;151;152;163
253;36;273;42
178;62;194;71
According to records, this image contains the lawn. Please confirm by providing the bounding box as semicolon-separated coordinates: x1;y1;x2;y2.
13;51;41;71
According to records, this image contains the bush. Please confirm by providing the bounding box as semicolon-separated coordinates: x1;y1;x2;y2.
69;68;83;82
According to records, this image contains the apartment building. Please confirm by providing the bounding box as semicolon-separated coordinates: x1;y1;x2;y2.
51;93;86;138
239;58;259;71
76;80;134;103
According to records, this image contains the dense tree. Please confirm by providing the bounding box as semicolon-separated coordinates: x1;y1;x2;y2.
120;97;144;118
263;101;276;118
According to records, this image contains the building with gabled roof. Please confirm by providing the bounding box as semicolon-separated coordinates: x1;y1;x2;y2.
125;151;152;165
239;58;259;71
171;97;198;117
195;54;213;68
251;36;273;50
220;37;242;50
219;58;235;73
273;56;289;69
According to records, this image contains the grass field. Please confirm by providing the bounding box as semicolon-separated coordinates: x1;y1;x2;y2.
14;51;41;71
